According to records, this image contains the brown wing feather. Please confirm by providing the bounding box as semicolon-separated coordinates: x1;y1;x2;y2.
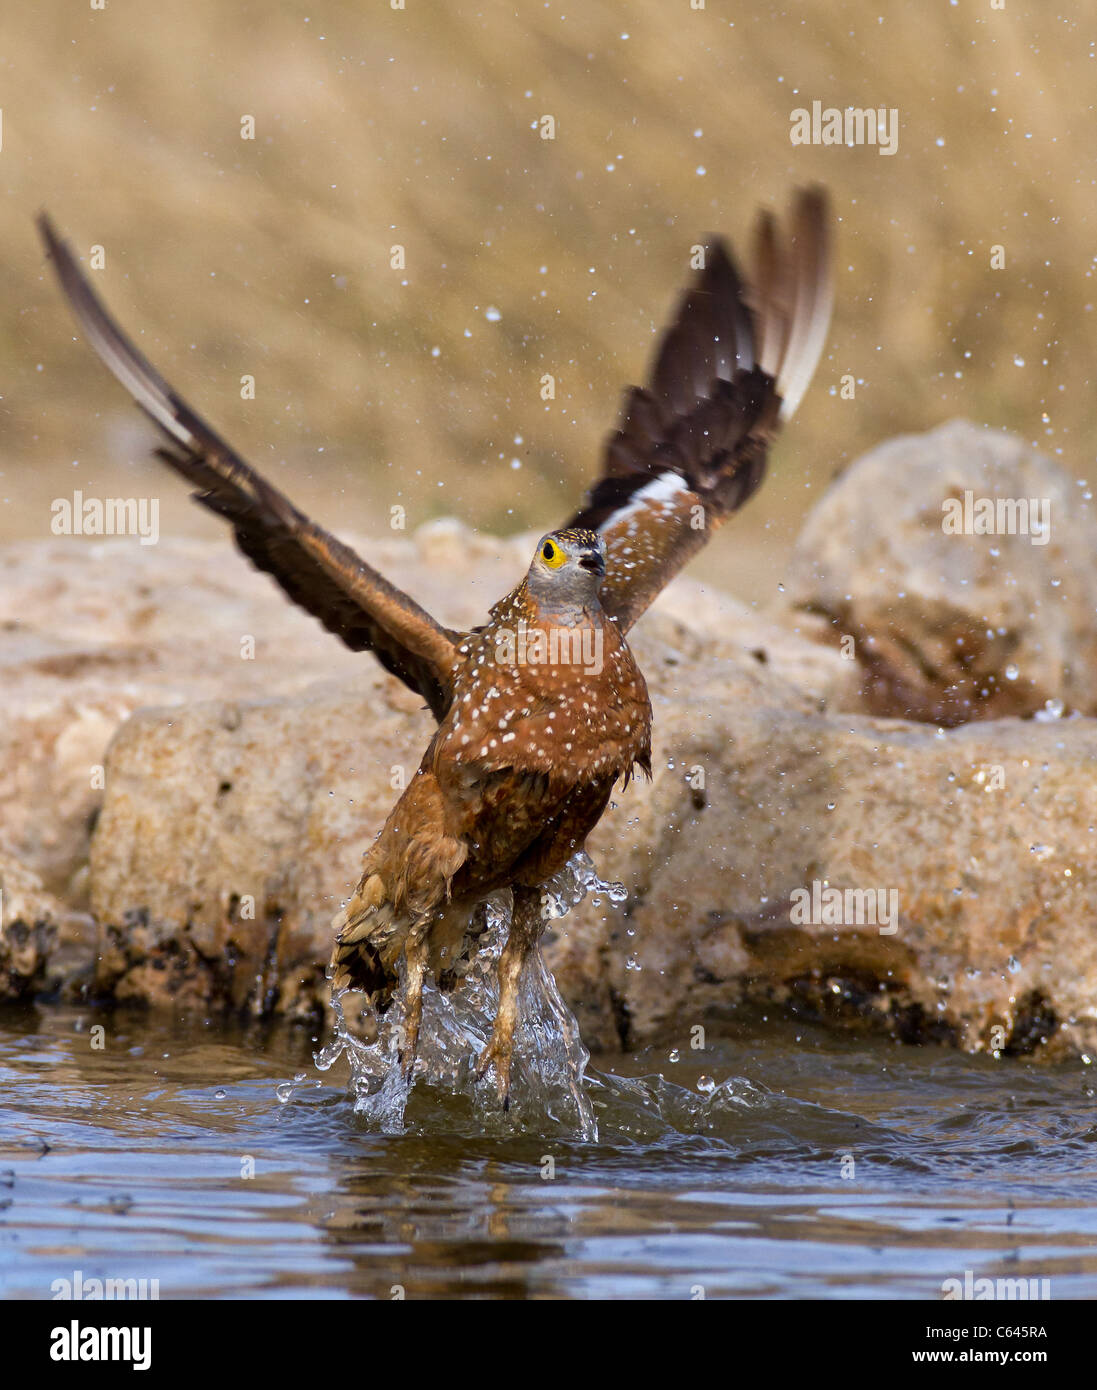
37;212;460;720
568;187;833;632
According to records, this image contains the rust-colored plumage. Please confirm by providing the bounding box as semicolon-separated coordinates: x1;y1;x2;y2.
37;189;832;1102
330;526;652;1089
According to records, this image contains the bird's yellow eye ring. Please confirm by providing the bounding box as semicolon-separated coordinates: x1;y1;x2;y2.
541;538;566;568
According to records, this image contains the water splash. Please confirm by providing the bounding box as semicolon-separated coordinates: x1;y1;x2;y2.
586;1070;775;1143
540;852;628;919
312;852;622;1139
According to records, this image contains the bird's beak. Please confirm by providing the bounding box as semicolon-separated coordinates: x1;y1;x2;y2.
578;547;606;578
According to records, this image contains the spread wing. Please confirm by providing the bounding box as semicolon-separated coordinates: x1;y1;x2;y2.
567;187;833;632
37;213;460;721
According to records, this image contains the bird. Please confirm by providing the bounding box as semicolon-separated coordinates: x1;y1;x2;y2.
328;521;652;1098
36;189;832;1104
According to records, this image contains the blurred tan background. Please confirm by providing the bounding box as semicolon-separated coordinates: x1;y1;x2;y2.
2;0;1091;603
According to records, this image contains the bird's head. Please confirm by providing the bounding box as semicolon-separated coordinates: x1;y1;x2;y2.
526;527;606;608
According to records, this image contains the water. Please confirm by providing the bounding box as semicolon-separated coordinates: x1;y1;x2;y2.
3;1001;1097;1299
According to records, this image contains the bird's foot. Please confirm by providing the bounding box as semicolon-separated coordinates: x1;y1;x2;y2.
397;928;429;1080
396;986;425;1079
474;885;539;1110
476;1032;515;1110
396;1025;420;1080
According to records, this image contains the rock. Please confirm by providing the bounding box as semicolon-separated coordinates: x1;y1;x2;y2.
84;608;822;1028
12;492;1097;1062
84;624;1097;1060
7;523;844;1025
0;525;555;899
0;537;355;903
574;705;1097;1061
776;420;1097;724
89;678;418;1019
0;526;853;903
0;852;88;1000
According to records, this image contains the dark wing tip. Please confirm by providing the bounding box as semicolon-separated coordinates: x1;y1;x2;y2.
36;209;59;252
35;211;198;450
696;235;733;279
698;236;740;293
650;234;755;416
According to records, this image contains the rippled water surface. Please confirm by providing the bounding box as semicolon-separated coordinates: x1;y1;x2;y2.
2;1004;1096;1299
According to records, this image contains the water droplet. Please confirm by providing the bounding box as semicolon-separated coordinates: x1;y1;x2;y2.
697;1075;716;1095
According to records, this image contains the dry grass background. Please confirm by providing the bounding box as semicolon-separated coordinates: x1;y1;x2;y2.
2;0;1093;602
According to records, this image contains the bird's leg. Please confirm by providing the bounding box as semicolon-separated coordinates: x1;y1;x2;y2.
476;885;542;1107
398;919;430;1078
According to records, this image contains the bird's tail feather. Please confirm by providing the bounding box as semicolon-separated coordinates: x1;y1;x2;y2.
330;873;403;1007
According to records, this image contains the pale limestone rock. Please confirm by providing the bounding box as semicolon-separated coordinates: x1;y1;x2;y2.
573;706;1097;1059
0;527;849;899
0;852;92;1000
85;635;1097;1059
7;492;1097;1060
776;420;1097;724
85;614;815;1027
